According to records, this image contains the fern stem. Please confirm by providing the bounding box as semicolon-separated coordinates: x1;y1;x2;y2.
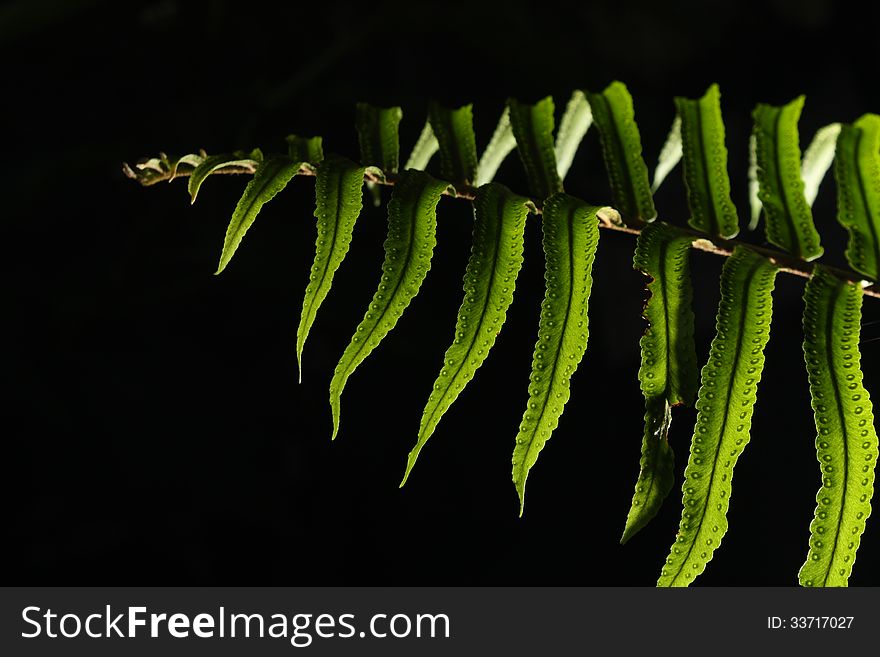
123;158;880;299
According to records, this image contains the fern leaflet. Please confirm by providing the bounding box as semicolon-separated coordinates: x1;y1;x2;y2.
801;123;841;207
355;103;403;173
675;84;739;238
752;96;823;260
586;81;656;226
799;266;877;586
215;156;302;274
623;221;698;543
286;135;324;164
658;247;778;586
296;155;366;381
554;90;592;181
402;183;532;484
834;114;880;281
507;96;562;200
652;115;682;193
428;102;479;186
404;121;439;171
329;170;449;439
475;107;516;187
512;193;601;513
188;149;264;204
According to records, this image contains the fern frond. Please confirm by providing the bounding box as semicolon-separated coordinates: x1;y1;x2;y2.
286;135;324;164
799;266;877;586
652;115;682;193
752;96;823;260
658;247;778;586
554;90;592;181
329;170;449;440
475;107;517;187
402;183;532;484
586;81;656;226
622;221;698;543
507;96;562;200
215;156;302;274
189;150;263;204
675;84;739;239
355;103;403;173
834;114;880;281
428;102;479;187
404;121;439;171
296;155;366;381
512;193;601;513
801;123;842;207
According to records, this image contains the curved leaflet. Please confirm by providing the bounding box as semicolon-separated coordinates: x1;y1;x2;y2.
475;107;517;187
652;115;682;192
622;222;699;543
512;193;601;513
554;90;593;181
675;84;739;238
215;156;302;274
507;96;562;199
286;135;324;165
657;247;778;586
801;123;842;206
329;170;448;439
799;266;877;586
401;184;531;484
296;155;366;381
404;121;439;171
189;149;264;203
428;102;479;185
585;81;656;226
752;96;823;260
355;103;403;172
834;114;880;281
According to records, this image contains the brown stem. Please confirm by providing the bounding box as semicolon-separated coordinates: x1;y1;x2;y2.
122;158;880;299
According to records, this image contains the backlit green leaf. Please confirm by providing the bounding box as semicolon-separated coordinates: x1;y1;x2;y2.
652;115;682;192
215;156;301;274
428;102;479;186
834;114;880;280
799;266;877;586
404;121;439;171
801;123;842;206
355;103;403;172
296;155;366;381
512;193;601;513
675;84;739;238
586;81;656;226
507;96;562;199
658;247;778;586
554;90;592;181
286;135;324;165
401;183;532;485
475;106;517;187
329;170;448;439
752;96;823;260
622;221;699;543
189;149;264;204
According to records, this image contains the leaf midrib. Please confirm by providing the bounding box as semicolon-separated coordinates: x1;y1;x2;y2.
598;93;639;218
668;255;763;585
853;128;880;277
771;108;802;258
819;279;849;585
694;101;720;237
521;202;579;470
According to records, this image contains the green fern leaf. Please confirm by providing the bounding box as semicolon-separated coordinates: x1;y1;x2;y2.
658;247;778;586
188;149;264;204
752;96;823;260
512;193;601;513
404;121;439;171
329;170;449;439
748;134;761;230
585;81;656;226
507;96;562;200
475;107;517;187
215;156;302;274
401;183;532;485
355;103;403;173
652;115;682;192
799;266;877;586
675;84;739;239
834;114;880;281
554;90;592;181
169;152;206;181
622;221;699;543
801;123;842;206
428;102;479;186
286;135;324;165
296;155;366;381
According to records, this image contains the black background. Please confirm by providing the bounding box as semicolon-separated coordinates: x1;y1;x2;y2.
7;0;880;585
